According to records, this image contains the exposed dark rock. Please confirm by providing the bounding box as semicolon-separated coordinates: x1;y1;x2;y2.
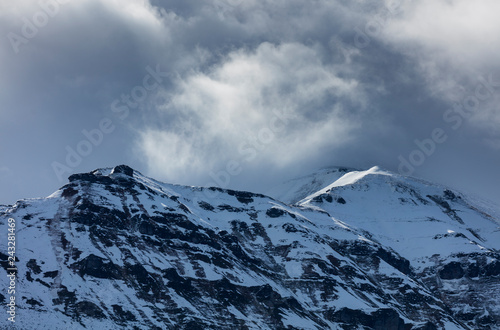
68;172;114;185
478;314;496;325
153;213;191;227
467;262;480;278
111;165;134;177
25;298;43;307
43;270;59;278
35;278;51;288
414;321;438;330
26;272;33;282
227;190;255;204
427;195;464;224
282;223;299;233
27;259;42;274
74;301;106;319
0;252;13;271
52;286;77;306
73;254;122;279
138;220;156;236
217;204;245;212
376;248;412;275
439;262;464;280
112;305;136;321
198;201;215;211
71;201;128;229
371;309;407;330
126;263;150;286
443;189;459;201
266;207;285;218
61;186;78;198
311;194;346;204
162;268;199;298
485;260;500;276
328;308;407;330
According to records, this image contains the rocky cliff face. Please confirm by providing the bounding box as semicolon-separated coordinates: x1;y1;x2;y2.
1;165;499;329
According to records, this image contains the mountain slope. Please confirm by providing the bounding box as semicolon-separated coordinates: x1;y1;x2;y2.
265;167;355;204
298;166;500;328
0;165;498;329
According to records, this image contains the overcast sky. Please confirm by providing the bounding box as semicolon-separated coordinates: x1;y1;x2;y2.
1;0;499;205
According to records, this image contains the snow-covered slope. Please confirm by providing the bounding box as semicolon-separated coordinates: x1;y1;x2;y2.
0;165;498;329
299;166;500;265
299;166;500;328
265;166;355;204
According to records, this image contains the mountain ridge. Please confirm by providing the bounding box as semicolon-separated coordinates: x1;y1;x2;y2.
1;164;499;329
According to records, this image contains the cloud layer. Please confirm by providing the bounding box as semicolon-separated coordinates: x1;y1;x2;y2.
139;42;362;184
1;0;499;203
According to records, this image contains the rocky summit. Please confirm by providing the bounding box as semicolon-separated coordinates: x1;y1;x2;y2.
1;165;499;329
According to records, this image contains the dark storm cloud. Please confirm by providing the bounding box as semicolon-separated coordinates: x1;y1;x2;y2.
0;0;498;205
0;0;174;202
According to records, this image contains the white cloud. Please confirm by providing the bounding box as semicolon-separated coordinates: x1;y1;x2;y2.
382;0;500;130
138;42;362;185
385;0;500;68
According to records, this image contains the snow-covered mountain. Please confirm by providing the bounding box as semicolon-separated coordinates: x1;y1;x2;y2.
1;165;499;329
265;166;356;204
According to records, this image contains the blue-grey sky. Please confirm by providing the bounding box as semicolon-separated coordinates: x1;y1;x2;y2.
1;0;499;205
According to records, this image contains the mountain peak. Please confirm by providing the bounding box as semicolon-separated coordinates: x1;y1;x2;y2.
110;164;134;177
67;165;142;184
266;165;392;204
